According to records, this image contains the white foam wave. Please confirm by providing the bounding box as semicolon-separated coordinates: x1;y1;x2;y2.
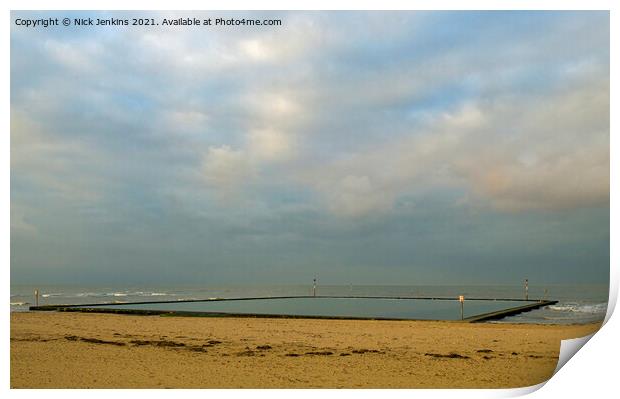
32;291;174;299
105;291;173;297
41;293;63;298
10;302;29;306
548;302;607;314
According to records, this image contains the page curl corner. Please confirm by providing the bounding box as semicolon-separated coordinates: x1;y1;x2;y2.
552;333;596;376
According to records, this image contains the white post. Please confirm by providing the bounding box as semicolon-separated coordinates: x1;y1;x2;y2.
525;279;529;301
313;278;316;297
459;295;464;320
34;289;39;307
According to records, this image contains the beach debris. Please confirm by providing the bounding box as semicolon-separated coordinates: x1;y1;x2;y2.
482;355;493;360
424;352;470;359
64;335;126;346
116;338;216;353
129;339;185;348
256;345;272;350
305;351;333;356
81;337;126;346
130;339;154;346
476;349;493;353
511;352;519;355
188;347;208;353
339;353;351;356
157;340;186;348
236;349;258;356
285;353;300;357
351;349;381;354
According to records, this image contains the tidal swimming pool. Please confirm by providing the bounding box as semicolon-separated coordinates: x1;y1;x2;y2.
76;297;540;321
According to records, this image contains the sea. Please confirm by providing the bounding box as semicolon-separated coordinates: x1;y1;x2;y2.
10;283;609;324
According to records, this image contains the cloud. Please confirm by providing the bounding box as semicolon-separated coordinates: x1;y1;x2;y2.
300;72;609;216
326;175;392;216
11;11;609;218
10;204;38;236
238;38;273;61
10;11;609;284
247;128;295;162
202;145;254;192
11;109;105;203
198;89;302;195
164;110;210;136
43;39;99;72
200;127;296;198
453;77;609;211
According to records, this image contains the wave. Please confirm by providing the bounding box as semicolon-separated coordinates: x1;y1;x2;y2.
10;302;29;306
41;293;64;298
32;291;175;300
75;292;100;297
100;291;174;297
548;302;607;314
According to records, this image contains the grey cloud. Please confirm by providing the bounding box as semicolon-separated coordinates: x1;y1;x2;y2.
10;11;609;285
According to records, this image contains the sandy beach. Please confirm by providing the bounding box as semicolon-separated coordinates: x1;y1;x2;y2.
10;312;600;388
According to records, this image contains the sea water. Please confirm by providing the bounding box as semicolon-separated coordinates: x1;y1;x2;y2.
10;283;608;324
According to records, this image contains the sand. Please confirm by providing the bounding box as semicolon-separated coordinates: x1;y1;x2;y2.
10;312;600;388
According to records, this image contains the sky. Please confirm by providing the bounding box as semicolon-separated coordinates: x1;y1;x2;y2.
10;11;609;286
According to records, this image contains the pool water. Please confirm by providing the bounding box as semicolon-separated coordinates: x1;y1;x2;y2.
88;297;538;321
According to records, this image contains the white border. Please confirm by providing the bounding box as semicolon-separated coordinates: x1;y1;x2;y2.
3;1;617;398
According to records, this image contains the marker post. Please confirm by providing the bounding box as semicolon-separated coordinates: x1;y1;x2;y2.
525;279;529;301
